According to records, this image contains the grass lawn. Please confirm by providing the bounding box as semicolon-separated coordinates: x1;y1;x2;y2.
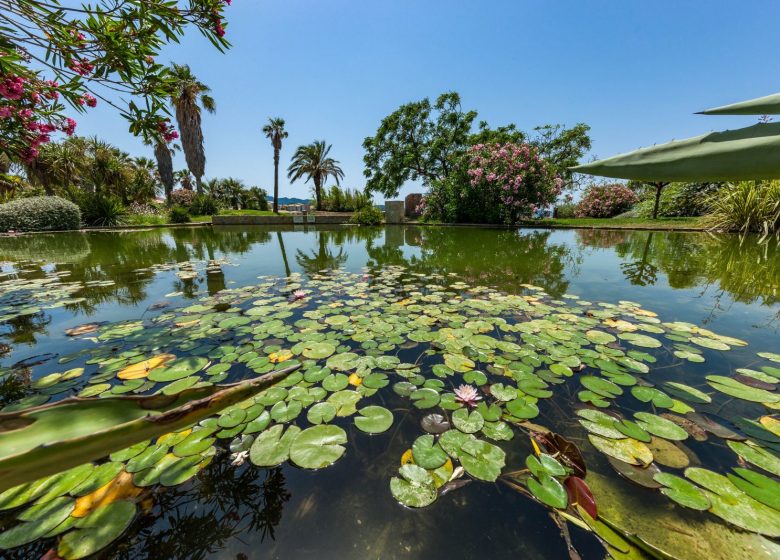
520;217;705;230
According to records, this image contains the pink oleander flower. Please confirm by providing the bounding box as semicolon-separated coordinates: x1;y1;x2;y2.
454;384;482;407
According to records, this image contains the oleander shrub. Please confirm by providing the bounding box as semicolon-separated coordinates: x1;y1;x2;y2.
575;183;638;218
423;142;563;224
702;181;780;236
0;196;80;232
170;189;196;207
78;193;127;226
168;205;191;223
189;194;220;216
350;205;384;225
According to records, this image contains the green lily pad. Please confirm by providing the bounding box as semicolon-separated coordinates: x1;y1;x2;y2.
528;473;567;509
634;412;688;441
411;434;448;469
148;356;209;382
289;425;348;469
307;402;337;425
300;341;336;360
354;406;394;434
588;434;653;466
452;408;485;434
631;386;674;408
249;424;302;467
653;473;710;510
0;496;74;548
390;464;437;508
58;500;136;560
727;440;780;476
728;467;780;511
706;375;779;403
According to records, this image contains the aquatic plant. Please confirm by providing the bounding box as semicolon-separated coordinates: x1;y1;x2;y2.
0;262;778;559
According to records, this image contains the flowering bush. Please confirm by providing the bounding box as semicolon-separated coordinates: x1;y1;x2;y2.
575;183;638;218
0;1;231;162
422;142;562;224
170;189;197;207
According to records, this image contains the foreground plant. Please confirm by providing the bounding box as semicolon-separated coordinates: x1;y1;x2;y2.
0;364;300;492
0;0;230;162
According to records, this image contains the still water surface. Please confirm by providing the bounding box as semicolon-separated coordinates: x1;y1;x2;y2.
0;225;777;559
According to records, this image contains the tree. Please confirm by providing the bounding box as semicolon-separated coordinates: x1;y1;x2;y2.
262;118;288;213
288;141;344;211
153;142;175;202
206;177;245;210
0;0;230;163
175;170;194;191
168;63;216;194
362;92;477;198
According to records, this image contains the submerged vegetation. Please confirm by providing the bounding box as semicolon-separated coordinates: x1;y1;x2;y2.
0;229;777;557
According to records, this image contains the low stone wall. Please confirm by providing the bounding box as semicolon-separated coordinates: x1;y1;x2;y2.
213;214;352;225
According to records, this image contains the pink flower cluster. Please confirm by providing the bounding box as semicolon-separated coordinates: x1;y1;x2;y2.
465;142;562;223
0;72;79;162
157;118;179;143
574;183;638;218
68;58;95;76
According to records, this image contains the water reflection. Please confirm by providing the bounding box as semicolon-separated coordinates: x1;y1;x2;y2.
0;226;778;349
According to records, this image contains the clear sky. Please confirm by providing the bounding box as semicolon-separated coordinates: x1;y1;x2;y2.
73;0;780;201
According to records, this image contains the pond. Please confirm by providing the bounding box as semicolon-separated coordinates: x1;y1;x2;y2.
0;225;778;560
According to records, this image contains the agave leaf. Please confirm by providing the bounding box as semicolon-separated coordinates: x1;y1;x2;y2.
0;364;300;492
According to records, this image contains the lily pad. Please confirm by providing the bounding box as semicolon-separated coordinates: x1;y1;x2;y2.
653;473;710;510
390;464;437;508
411;434;448;469
249;425;302;467
289;425;348;469
353;406;394;434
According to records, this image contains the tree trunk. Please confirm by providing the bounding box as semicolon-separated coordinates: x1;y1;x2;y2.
315;177;322;211
273;149;279;214
651;183;666;219
195;175;203;195
277;231;291;277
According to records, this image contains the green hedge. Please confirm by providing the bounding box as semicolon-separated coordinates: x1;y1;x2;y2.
0;196;81;232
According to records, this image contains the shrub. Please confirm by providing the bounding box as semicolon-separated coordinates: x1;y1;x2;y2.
190;194;220;216
423;142;563;224
554;203;576;218
78;193;127;226
322;186;372;212
575;183;638;218
127;202;164;216
0;196;80;232
702;181;780;236
168;205;191;223
170;189;196;207
635;182;722;218
350;205;383;225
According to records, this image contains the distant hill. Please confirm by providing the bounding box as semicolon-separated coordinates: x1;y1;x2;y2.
267;196;312;205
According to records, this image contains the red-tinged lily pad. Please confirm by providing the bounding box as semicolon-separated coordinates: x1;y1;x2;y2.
564;476;597;519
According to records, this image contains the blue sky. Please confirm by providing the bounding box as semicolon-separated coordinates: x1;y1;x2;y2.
74;0;780;200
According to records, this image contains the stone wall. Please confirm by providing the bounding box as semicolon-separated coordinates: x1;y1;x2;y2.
384;201;405;224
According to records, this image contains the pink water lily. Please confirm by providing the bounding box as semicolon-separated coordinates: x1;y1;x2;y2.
454;384;482;407
291;289;306;301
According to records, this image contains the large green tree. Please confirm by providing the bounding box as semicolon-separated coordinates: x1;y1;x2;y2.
168;64;215;194
362;92;591;198
262;117;288;213
288;141;344;211
362;92;477;198
0;0;230;162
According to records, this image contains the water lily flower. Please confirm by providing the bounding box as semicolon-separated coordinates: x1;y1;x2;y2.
291;289;306;301
230;450;249;466
454;384;482;407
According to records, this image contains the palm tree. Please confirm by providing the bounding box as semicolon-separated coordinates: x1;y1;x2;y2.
287;140;344;211
262;118;288;213
168;63;215;194
153;141;175;201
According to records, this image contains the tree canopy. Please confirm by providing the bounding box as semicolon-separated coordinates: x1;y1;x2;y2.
0;0;230;162
362;92;591;197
